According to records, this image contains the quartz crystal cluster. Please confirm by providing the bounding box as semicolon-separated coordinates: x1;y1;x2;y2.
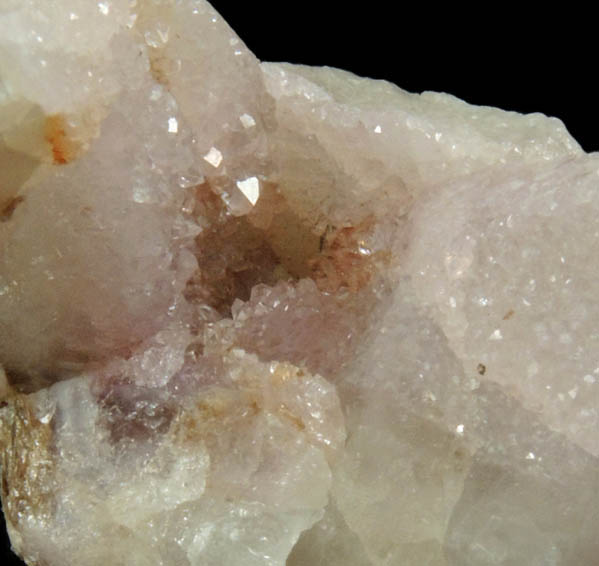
0;2;597;566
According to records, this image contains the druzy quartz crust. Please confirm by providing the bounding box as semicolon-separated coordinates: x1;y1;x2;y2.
0;2;597;566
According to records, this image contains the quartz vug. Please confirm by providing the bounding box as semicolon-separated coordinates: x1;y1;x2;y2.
0;2;597;565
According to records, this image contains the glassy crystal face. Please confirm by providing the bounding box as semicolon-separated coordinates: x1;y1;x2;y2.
0;2;597;566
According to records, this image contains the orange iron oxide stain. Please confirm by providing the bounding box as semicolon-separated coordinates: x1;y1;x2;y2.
44;114;77;165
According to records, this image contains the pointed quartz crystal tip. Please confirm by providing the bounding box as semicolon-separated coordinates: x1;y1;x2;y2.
236;176;260;206
0;1;598;566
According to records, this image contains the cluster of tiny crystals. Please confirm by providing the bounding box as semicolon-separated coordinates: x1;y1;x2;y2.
0;2;597;566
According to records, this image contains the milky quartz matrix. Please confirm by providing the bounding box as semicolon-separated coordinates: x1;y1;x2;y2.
0;2;597;566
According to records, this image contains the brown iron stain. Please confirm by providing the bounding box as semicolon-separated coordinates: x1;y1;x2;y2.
0;395;55;529
174;392;261;445
277;403;306;432
44;114;80;165
149;53;171;86
503;309;515;320
174;371;309;444
309;216;388;293
0;195;25;222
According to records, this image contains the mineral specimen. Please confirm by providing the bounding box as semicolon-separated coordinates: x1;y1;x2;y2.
0;1;598;566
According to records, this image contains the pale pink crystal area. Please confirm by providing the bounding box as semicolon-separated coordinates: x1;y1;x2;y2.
0;2;598;566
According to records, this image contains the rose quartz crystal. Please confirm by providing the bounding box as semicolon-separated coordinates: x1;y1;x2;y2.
0;2;597;566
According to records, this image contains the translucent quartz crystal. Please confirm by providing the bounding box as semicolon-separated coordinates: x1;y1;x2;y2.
0;2;597;566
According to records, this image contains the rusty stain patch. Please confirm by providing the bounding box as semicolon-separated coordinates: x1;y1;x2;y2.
503;309;515;320
149;53;170;86
0;395;55;529
44;114;80;165
0;196;25;222
277;403;306;432
309;216;389;293
173;391;257;445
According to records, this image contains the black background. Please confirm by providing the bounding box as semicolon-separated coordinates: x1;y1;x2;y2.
0;4;595;566
213;3;596;152
0;512;17;566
